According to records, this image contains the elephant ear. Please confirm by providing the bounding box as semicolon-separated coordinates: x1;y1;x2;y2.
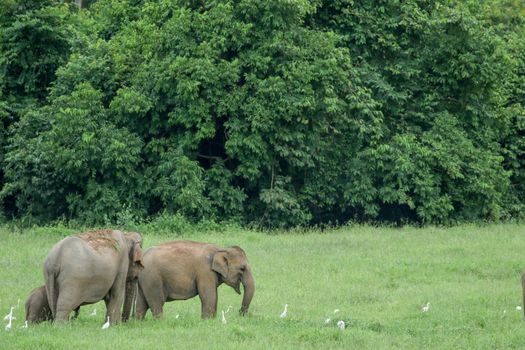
212;251;229;278
133;241;144;269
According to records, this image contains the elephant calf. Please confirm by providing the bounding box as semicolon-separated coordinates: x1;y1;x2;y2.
135;240;255;319
25;286;79;324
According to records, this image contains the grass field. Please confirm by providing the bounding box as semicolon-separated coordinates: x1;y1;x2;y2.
1;223;525;349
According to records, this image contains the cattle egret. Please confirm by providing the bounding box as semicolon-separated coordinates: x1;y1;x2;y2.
337;320;346;330
5;318;12;331
3;307;14;321
90;308;97;316
280;304;288;319
422;302;430;312
324;318;331;324
516;306;522;311
22;320;28;328
221;310;227;324
225;305;233;314
102;317;110;329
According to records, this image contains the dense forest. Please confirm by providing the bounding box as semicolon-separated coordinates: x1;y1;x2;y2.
0;0;524;228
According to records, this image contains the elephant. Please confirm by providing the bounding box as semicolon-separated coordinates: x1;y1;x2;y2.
25;285;108;324
25;286;53;323
135;240;255;319
43;230;144;324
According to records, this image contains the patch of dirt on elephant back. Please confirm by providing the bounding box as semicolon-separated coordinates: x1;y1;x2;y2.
77;230;120;252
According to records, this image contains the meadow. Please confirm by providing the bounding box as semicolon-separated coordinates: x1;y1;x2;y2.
1;223;525;349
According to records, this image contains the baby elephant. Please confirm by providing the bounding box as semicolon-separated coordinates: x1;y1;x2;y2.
25;286;79;324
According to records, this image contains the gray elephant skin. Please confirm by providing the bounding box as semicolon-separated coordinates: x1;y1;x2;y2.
25;286;53;323
135;240;255;319
43;230;144;324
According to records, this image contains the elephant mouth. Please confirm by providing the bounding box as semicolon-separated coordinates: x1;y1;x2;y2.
228;280;241;295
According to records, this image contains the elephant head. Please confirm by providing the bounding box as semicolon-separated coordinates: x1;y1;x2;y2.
122;232;144;321
212;246;255;316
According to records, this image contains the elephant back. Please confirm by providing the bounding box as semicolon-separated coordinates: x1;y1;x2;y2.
76;230;121;252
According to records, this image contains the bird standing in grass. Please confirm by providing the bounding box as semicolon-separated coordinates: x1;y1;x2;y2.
4;306;15;331
280;304;288;319
22;320;28;328
102;317;110;329
325;308;341;324
221;310;227;324
90;308;97;316
4;307;15;321
422;302;430;312
337;320;346;330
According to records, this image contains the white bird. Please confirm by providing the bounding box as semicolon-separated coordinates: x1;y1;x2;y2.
337;320;346;330
5;318;12;331
324;318;331;324
101;317;110;329
516;305;522;311
90;308;97;316
225;305;233;314
221;310;227;324
280;304;288;319
3;307;15;321
22;320;28;328
422;302;430;312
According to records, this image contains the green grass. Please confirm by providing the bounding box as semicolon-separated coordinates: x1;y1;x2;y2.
1;223;525;349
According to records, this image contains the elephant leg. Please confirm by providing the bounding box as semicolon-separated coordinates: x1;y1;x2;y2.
139;276;165;319
105;274;127;324
135;286;149;320
55;285;82;323
198;286;218;318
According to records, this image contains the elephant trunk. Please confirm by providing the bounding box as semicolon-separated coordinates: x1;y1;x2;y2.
122;279;137;322
240;266;255;316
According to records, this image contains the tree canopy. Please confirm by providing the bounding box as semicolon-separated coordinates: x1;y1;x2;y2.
1;0;523;228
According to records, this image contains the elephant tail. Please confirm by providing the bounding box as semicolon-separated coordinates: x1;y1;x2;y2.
44;264;58;320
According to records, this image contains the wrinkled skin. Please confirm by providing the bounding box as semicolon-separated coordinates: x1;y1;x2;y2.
135;241;255;319
43;230;144;324
25;286;108;324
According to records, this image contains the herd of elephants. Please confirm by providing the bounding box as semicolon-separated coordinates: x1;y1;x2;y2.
25;229;255;325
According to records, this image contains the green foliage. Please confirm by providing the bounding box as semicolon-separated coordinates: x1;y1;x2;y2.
1;0;524;227
259;176;312;229
0;1;74;102
1;83;144;223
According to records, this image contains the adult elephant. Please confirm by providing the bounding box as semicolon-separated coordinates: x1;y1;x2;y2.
135;241;255;319
44;230;144;324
